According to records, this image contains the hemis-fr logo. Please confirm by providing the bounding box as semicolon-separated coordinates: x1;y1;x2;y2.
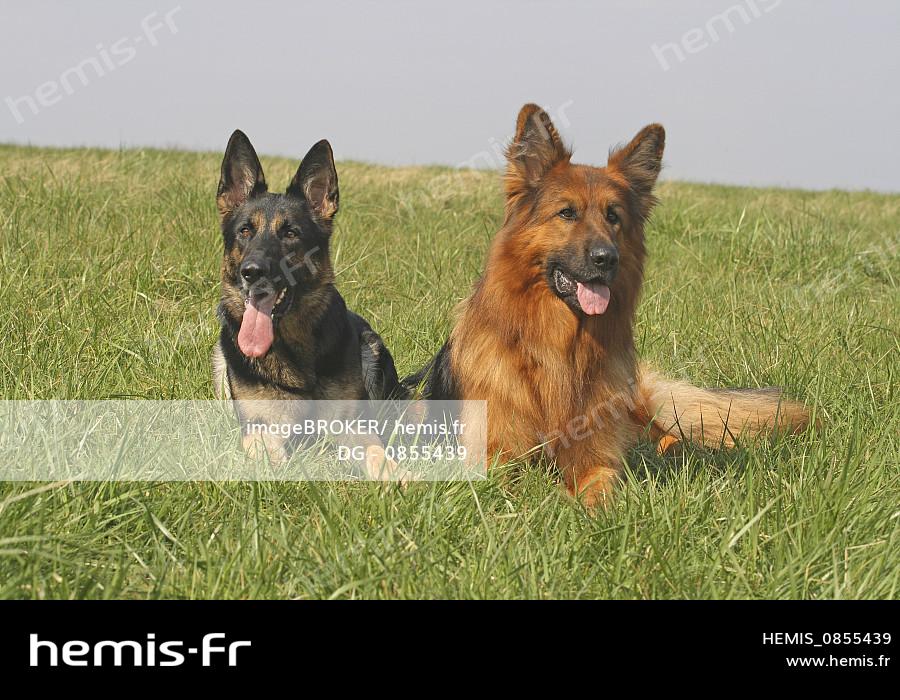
30;633;251;667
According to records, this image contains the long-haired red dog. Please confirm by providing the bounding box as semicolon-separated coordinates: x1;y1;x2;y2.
405;104;812;508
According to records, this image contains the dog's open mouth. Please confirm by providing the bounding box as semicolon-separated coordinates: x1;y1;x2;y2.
553;268;610;316
237;287;290;358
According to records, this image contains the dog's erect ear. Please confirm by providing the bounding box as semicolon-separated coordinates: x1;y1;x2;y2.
217;130;267;221
608;124;665;212
505;103;571;196
288;139;339;222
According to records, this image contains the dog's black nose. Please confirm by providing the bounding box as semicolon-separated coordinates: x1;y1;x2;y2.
240;262;265;283
590;246;619;273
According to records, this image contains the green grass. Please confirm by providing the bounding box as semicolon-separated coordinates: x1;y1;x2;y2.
0;144;897;599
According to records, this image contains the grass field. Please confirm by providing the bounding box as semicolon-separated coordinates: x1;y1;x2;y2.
0;143;897;599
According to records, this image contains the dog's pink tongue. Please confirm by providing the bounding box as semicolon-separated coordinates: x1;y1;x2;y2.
238;297;276;358
576;282;611;315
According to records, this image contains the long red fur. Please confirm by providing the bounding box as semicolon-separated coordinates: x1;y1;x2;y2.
447;104;811;508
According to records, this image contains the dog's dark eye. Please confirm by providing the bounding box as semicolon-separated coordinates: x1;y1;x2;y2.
239;226;252;238
557;207;577;221
283;228;300;239
606;208;620;225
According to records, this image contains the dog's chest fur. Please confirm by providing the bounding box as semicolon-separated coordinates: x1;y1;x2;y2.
450;279;639;458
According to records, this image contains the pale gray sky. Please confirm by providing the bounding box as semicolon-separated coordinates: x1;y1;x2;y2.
1;0;898;191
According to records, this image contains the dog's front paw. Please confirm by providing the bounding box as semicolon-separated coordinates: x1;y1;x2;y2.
364;446;415;485
242;432;289;463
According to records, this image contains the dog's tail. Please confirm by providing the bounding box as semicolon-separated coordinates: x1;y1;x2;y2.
635;365;813;450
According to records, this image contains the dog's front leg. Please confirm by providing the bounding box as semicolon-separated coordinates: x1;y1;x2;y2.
554;421;636;510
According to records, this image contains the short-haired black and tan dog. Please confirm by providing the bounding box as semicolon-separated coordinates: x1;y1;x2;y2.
212;130;401;474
